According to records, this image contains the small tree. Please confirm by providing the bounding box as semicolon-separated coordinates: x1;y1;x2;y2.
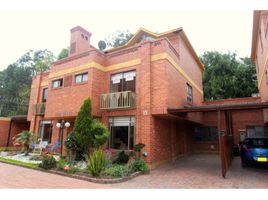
14;130;34;155
65;98;109;160
72;98;93;159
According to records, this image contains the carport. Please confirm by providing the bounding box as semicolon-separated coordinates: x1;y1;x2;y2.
168;102;268;178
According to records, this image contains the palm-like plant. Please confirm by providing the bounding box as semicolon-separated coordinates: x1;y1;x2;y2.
15;131;35;155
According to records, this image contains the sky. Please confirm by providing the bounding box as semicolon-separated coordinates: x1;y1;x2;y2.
0;0;267;71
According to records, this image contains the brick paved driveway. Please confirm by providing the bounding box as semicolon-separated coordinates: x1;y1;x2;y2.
1;154;268;188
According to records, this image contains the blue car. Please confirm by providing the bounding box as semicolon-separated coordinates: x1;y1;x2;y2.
240;137;268;167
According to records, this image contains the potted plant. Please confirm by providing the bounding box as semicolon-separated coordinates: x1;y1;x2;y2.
134;143;145;158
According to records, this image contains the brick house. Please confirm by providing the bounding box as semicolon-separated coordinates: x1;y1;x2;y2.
27;17;268;172
27;26;204;167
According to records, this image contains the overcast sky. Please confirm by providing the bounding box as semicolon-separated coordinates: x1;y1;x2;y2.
0;0;267;71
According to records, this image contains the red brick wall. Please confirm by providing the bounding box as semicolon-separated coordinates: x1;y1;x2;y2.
8;121;30;146
203;97;261;105
0;119;30;147
203;109;265;146
254;12;268;101
0;119;10;147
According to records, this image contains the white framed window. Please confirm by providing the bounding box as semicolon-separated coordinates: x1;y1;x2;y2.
75;72;88;83
187;83;193;103
52;79;63;88
110;70;136;93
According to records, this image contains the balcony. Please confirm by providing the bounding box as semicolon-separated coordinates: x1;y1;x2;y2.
100;91;136;110
32;103;46;115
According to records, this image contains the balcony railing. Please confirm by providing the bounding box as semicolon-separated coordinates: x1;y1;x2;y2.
100;91;136;110
32;103;46;115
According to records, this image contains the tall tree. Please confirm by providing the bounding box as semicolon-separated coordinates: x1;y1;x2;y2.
201;51;258;100
57;48;69;60
0;49;55;116
105;30;133;48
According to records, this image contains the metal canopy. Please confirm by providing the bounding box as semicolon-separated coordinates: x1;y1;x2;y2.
168;102;268;113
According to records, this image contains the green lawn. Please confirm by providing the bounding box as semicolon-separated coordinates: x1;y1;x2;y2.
0;157;39;169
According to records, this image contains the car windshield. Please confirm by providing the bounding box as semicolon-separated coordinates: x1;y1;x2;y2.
244;139;268;148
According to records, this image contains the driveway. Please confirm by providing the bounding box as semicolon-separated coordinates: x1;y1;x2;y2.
1;154;268;188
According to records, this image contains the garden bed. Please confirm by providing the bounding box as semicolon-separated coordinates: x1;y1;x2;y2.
0;154;144;184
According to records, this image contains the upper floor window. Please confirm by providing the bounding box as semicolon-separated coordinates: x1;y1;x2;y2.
52;79;63;88
75;72;88;83
186;83;193;103
42;88;48;102
110;70;136;93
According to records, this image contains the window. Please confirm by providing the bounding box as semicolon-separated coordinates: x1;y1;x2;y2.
38;121;53;143
110;71;136;93
52;79;63;88
109;117;135;150
193;127;218;142
246;126;268;138
75;72;88;83
186;83;193;103
42;88;48;102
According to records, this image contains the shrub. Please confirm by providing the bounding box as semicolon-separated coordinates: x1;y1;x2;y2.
105;164;131;177
39;155;57;169
57;158;67;170
91;122;109;148
57;158;77;173
64;132;83;161
65;166;77;174
130;158;149;174
73;99;93;159
87;149;106;177
113;151;129;164
134;143;145;152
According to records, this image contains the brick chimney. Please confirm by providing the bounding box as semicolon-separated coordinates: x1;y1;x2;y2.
69;26;92;56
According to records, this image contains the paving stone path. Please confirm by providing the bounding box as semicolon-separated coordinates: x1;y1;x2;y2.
1;154;268;188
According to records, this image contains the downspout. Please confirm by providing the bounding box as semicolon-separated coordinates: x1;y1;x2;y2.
6;119;13;147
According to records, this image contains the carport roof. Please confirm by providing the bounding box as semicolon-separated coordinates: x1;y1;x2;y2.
168;101;268;113
8;115;28;122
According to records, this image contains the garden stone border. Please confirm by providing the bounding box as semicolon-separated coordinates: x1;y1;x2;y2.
0;160;142;184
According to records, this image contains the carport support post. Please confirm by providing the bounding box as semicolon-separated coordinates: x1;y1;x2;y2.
6;119;13;147
217;109;225;178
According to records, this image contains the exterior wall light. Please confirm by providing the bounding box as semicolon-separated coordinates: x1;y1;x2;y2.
142;152;148;157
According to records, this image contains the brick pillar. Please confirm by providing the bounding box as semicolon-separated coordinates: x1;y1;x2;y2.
136;42;153;163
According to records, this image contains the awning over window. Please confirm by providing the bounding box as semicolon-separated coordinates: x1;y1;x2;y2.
109;117;135;126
